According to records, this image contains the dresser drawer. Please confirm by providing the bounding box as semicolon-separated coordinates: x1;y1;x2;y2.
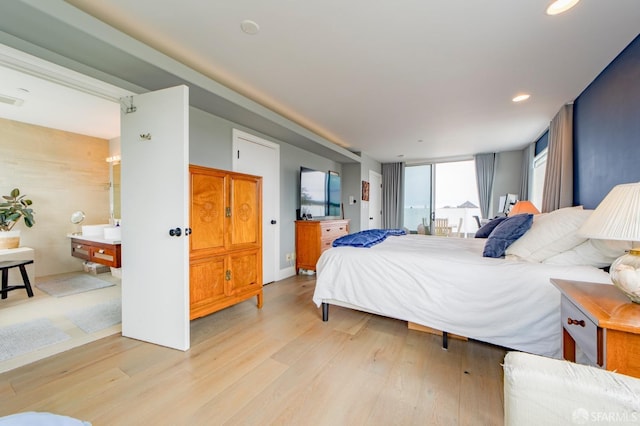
320;238;335;253
561;297;599;365
320;222;348;239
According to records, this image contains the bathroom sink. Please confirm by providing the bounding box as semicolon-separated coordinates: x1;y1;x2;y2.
81;224;110;236
103;226;122;240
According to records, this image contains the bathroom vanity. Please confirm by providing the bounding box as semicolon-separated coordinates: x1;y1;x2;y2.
69;225;121;268
69;233;121;268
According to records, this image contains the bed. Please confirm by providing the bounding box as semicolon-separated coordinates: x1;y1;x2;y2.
313;215;617;358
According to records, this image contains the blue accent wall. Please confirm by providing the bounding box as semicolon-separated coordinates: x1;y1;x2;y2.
573;34;640;209
535;130;548;156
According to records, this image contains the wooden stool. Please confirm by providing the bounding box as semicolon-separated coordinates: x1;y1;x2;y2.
0;259;34;299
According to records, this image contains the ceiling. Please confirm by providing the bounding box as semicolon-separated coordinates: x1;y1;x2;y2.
0;45;122;140
2;1;640;163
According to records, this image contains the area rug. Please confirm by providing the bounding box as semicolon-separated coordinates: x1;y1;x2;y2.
36;274;115;297
66;298;122;334
0;318;71;362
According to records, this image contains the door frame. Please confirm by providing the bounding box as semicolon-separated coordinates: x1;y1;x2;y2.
368;170;382;230
231;129;281;282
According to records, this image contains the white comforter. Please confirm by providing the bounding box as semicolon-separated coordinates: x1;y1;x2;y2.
313;234;611;357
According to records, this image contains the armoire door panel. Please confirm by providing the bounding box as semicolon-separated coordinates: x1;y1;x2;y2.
229;250;260;296
229;176;261;248
190;169;226;253
190;256;226;304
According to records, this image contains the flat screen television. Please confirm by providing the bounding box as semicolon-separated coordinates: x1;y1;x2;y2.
299;167;341;219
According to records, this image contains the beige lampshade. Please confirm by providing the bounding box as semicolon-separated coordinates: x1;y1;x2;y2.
578;182;640;241
508;200;540;216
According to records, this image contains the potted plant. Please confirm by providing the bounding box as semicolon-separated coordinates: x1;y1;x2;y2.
0;188;35;249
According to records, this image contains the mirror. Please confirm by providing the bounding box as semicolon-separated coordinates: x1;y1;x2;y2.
70;210;85;235
70;210;85;224
111;162;121;220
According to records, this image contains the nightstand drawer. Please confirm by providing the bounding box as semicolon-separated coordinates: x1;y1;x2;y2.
561;297;599;365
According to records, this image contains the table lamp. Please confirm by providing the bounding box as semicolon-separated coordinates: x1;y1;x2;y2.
508;200;540;216
578;182;640;303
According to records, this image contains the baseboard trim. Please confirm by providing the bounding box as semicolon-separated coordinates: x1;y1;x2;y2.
278;266;296;281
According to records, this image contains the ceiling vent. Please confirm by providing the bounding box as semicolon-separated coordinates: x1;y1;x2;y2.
0;94;25;107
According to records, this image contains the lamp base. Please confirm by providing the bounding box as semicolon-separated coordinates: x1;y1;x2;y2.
610;249;640;303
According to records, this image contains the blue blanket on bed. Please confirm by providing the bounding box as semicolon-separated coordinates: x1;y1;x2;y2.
332;228;406;248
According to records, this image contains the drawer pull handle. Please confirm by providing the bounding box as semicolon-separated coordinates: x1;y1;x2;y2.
98;249;105;254
339;227;343;230
76;245;82;249
567;318;585;327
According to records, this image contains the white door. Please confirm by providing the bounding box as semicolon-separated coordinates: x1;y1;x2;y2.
232;129;279;284
369;170;382;229
120;86;190;350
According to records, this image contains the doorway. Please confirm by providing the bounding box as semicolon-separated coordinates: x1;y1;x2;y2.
232;129;280;284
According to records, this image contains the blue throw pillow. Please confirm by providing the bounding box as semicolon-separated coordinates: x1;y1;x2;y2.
483;214;533;258
475;216;508;238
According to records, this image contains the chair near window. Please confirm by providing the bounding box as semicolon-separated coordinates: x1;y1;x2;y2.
433;218;451;236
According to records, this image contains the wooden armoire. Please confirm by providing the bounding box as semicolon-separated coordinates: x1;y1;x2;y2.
189;165;263;320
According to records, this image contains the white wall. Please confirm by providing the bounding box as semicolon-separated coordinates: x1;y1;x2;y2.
188;106;343;272
491;150;523;217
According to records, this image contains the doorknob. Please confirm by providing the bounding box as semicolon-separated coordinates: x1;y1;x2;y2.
169;227;182;237
369;217;373;220
270;220;277;225
185;228;192;236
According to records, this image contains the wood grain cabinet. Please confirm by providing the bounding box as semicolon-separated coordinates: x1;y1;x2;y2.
189;165;263;320
295;219;349;274
70;238;121;268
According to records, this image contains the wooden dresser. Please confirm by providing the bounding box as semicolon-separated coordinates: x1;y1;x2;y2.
189;165;263;320
295;219;349;274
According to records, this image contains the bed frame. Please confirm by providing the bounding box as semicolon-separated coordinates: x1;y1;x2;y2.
320;300;453;349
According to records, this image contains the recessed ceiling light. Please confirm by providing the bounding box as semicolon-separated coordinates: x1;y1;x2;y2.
546;0;580;15
240;20;260;35
512;94;531;103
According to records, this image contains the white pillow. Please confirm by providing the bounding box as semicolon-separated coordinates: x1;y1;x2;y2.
543;239;631;267
504;206;591;263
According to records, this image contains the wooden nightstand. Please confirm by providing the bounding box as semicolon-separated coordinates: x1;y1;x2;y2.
551;278;640;378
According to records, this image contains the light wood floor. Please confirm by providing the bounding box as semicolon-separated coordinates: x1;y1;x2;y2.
0;271;121;373
0;274;506;425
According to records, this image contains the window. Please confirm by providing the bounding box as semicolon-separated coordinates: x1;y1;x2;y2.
403;160;480;236
532;149;547;211
434;161;480;237
403;164;432;233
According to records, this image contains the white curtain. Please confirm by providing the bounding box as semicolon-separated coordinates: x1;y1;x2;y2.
474;153;495;219
519;143;535;201
382;162;405;228
542;104;573;213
